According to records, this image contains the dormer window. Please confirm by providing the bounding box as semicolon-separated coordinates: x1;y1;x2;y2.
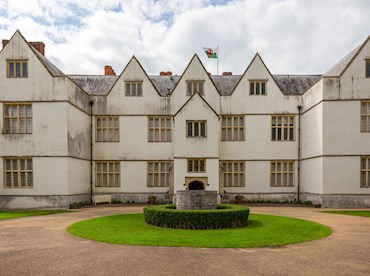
366;60;370;78
125;81;143;96
249;80;267;95
7;60;28;78
186;80;204;96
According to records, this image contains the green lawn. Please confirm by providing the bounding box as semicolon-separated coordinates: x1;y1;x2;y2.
323;211;370;218
0;210;69;221
68;213;332;248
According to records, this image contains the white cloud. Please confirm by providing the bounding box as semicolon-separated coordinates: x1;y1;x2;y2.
0;0;369;75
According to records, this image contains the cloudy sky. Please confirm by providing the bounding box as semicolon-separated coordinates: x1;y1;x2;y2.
0;0;369;76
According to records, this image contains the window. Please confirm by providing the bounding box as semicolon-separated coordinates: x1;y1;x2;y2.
366;60;370;78
4;103;32;134
95;161;120;187
125;81;143;96
4;158;33;188
361;101;370;132
187;159;206;173
221;115;245;141
271;161;294;187
147;161;173;187
220;161;245;187
272;115;295;141
96;116;119;142
361;157;370;187
7;60;28;78
249;80;267;95
148;116;172;142
186;80;204;96
187;120;206;137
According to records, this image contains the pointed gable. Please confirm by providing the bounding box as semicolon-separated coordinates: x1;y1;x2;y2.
171;54;221;114
324;35;370;78
1;30;65;78
106;56;161;97
231;53;284;96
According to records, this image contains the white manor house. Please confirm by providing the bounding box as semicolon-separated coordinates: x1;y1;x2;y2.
0;31;369;209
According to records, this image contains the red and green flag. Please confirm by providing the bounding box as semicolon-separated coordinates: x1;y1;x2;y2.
203;47;218;59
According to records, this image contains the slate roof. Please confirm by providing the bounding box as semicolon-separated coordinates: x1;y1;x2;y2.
150;75;180;96
211;75;242;95
324;44;362;77
273;75;322;95
67;74;322;96
29;45;65;77
69;75;118;95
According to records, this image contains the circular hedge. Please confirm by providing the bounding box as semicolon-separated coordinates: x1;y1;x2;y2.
143;204;249;229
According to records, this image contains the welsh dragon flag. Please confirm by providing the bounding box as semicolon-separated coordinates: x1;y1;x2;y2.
203;47;218;59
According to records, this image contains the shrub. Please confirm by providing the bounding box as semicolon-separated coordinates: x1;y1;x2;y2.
143;204;249;229
234;195;245;204
148;196;157;205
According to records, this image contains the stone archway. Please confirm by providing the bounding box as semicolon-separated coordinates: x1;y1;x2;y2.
188;180;204;190
185;177;208;190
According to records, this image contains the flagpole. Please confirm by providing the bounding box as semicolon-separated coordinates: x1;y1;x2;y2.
217;45;219;76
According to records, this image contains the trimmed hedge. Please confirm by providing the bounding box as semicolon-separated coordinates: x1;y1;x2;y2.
143;204;249;229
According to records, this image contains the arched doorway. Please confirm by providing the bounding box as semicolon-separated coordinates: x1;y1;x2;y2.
188;180;204;190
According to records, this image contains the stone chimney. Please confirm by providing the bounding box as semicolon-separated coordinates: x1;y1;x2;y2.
29;42;45;56
160;71;166;76
166;71;172;76
2;39;9;49
104;65;116;76
2;39;45;56
222;72;232;76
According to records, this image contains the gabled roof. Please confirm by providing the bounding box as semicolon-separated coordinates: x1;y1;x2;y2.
273;75;322;95
29;45;65;77
13;30;66;77
324;35;370;78
174;92;219;119
69;75;118;95
68;73;321;96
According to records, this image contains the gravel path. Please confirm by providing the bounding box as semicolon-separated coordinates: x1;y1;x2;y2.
0;206;369;276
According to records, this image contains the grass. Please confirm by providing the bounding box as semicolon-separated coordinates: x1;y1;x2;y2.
323;211;370;218
0;210;69;221
68;213;332;248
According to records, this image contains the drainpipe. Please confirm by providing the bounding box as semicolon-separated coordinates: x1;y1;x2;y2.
89;100;94;203
297;105;302;202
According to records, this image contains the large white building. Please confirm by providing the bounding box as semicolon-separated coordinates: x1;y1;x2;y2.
0;31;369;209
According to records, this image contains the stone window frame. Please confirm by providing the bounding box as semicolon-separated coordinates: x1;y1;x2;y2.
360;156;370;188
366;59;370;78
6;59;28;78
187;158;206;173
220;161;245;187
221;115;245;141
186;80;205;96
270;161;294;187
271;115;295;141
95;161;120;187
360;101;370;132
186;120;207;137
3;103;32;134
125;81;143;96
249;79;267;95
148;116;172;142
96;116;119;142
4;157;33;188
147;161;173;187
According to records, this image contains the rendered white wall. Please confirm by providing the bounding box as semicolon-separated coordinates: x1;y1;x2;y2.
322;157;367;194
0;157;68;195
323;101;370;155
68;158;90;195
93;116;173;160
300;158;323;194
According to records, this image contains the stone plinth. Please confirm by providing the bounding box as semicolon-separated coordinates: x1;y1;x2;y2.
176;190;217;210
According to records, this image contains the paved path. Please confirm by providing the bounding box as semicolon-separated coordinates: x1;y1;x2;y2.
0;206;369;276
